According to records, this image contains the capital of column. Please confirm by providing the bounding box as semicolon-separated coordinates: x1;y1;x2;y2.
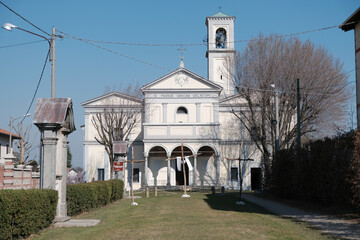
42;137;58;145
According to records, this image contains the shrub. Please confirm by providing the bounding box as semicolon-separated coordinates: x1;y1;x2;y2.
272;130;360;212
0;189;57;240
67;179;123;216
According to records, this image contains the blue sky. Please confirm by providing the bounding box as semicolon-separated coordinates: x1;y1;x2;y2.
0;0;358;167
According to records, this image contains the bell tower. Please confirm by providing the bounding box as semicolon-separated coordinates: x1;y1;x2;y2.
206;11;236;96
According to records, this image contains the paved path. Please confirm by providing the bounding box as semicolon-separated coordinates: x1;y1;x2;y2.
242;193;360;240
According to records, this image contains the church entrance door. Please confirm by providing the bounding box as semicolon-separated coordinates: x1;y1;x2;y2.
171;146;192;186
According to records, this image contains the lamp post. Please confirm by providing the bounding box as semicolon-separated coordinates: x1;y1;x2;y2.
2;23;56;98
271;84;280;152
8;114;30;155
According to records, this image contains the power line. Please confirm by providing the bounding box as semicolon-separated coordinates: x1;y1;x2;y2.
0;0;50;36
0;40;46;49
57;25;339;47
57;30;172;71
21;49;50;124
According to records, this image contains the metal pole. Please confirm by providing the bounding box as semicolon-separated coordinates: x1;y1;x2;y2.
297;78;301;149
51;27;56;98
9;116;13;154
274;90;280;152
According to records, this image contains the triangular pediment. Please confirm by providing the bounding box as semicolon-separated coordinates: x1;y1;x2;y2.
141;68;222;92
81;92;143;107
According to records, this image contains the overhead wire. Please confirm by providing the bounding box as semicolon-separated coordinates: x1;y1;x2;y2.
20;49;50;124
0;40;47;49
0;0;50;36
57;25;339;47
57;30;172;71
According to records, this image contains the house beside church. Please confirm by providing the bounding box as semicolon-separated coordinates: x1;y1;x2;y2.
82;11;263;190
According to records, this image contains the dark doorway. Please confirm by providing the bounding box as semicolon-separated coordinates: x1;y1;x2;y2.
251;168;262;190
171;146;192;186
176;158;189;185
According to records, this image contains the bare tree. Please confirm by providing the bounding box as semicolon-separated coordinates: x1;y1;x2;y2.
13;123;36;165
91;86;143;179
227;34;350;187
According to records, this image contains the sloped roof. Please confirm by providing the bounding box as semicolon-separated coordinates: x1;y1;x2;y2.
81;91;143;106
340;7;360;31
141;67;222;92
0;128;21;139
211;11;231;17
33;98;76;132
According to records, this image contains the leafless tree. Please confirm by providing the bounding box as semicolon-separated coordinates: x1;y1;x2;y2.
227;34;350;187
13;123;36;165
91;85;143;179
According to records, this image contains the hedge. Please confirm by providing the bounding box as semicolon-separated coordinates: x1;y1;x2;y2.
272;130;360;212
67;179;123;216
0;189;58;240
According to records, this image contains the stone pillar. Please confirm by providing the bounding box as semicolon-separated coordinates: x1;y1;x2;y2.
41;130;58;189
193;156;197;187
216;155;220;186
166;153;171;187
196;103;201;123
144;154;149;187
162;103;167;123
55;136;69;219
213;102;219;123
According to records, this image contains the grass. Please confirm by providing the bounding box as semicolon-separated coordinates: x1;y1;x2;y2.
32;191;335;240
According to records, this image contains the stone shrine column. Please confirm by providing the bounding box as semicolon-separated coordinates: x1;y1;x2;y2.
193;156;197;187
166;153;171;187
40;129;58;189
56;135;69;218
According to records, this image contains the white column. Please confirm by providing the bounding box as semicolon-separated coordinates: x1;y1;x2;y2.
196;103;201;123
193;156;197;187
144;155;149;187
162;103;168;123
216;155;220;186
166;153;171;187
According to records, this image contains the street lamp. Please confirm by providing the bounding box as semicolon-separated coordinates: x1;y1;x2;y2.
8;114;31;155
271;84;280;152
2;23;56;98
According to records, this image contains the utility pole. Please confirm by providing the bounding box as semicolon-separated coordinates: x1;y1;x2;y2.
296;78;301;149
51;27;56;98
271;84;280;152
274;89;280;152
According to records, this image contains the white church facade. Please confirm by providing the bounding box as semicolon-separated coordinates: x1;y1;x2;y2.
82;12;263;190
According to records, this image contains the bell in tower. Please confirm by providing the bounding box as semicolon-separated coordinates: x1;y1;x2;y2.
206;11;236;96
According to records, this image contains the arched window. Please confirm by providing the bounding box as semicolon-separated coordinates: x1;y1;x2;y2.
177;107;188;114
176;107;188;123
215;28;227;49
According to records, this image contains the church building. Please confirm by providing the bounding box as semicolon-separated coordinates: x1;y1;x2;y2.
82;11;263;190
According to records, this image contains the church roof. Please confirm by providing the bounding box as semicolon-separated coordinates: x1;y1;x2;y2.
81;92;143;107
211;11;231;17
141;67;223;92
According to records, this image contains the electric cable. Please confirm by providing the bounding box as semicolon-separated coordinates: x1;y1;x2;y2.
20;49;50;124
0;40;46;49
57;25;338;47
57;30;172;71
0;0;50;36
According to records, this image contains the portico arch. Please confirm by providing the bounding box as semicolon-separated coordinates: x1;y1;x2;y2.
170;145;194;186
196;146;217;187
147;146;169;187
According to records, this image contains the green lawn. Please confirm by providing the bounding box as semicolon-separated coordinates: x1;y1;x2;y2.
32;191;334;240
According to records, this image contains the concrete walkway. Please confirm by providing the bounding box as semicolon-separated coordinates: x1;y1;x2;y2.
242;193;360;240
